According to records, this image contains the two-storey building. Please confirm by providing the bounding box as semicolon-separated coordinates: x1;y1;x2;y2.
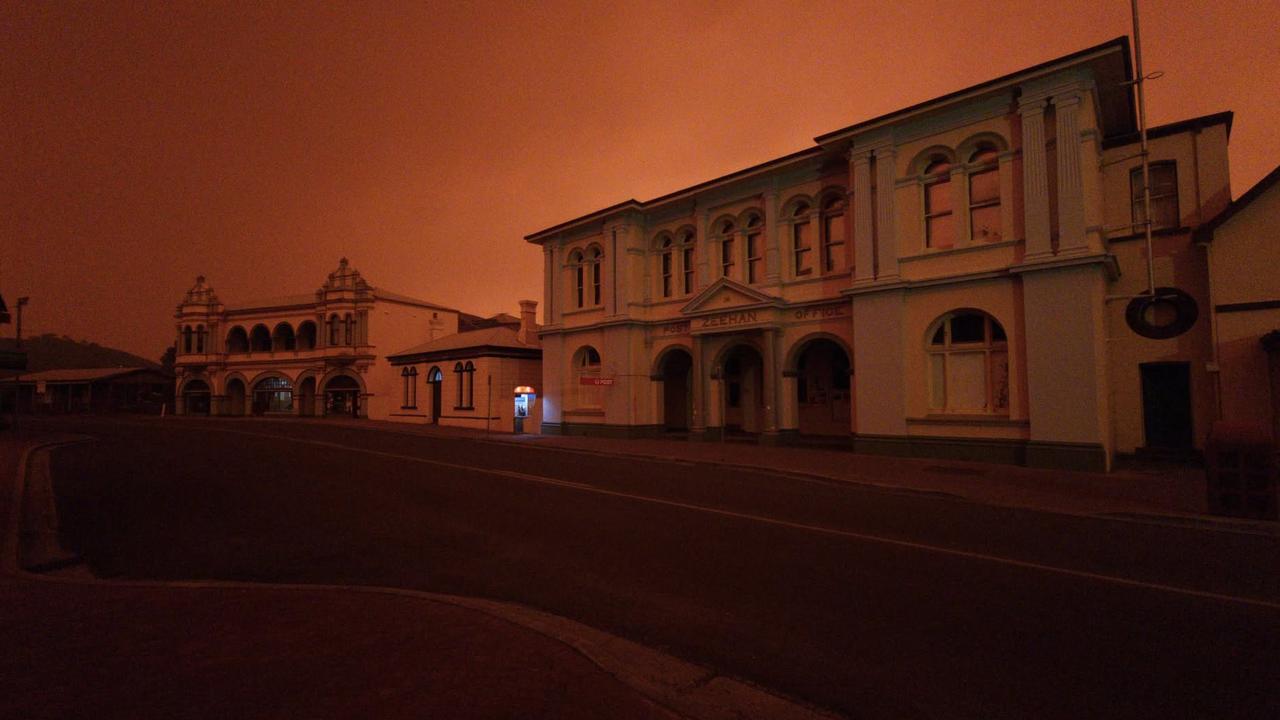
173;258;463;419
527;37;1252;472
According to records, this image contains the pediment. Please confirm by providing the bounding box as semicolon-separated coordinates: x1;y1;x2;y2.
680;277;780;315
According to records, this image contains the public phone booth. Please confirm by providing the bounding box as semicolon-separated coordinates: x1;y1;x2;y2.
513;385;536;433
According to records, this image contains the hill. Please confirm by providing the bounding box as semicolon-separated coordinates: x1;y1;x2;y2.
0;334;161;373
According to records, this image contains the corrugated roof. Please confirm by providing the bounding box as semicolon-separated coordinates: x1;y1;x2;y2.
17;367;160;383
224;294;316;312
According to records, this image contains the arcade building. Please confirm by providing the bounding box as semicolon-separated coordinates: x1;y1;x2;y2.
526;37;1258;472
173;259;464;420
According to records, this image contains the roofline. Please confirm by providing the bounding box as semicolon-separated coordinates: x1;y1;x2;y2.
814;36;1132;144
1193;162;1280;243
387;345;542;364
1101;110;1234;150
526;37;1133;245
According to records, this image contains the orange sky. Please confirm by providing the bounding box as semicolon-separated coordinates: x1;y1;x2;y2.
3;0;1278;359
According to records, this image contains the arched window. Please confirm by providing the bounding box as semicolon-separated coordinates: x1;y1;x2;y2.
401;366;418;408
926;311;1009;414
453;362;465;407
679;229;696;295
717;219;736;279
589;247;603;305
968;147;1001;242
226;326;249;354
658;235;674;298
343;313;353;345
462;361;476;408
569;250;585;308
745;214;763;284
327;314;341;346
821;194;846;272
195;325;206;353
574;346;603;409
272;323;296;352
252;376;294;414
791;202;813;276
924;157;954;249
1131;161;1179;231
182;326;193;353
297;321;317;350
249;324;272;352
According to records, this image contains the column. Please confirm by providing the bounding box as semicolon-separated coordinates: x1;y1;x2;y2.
696;210;711;287
1020;96;1052;259
764;188;781;283
690;335;706;436
605;225;618;316
543;245;555;324
874;146;899;279
762;328;779;434
1054;92;1087;253
852;151;875;283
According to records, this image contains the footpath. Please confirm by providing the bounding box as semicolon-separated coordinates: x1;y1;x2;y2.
305;418;1271;533
0;433;837;720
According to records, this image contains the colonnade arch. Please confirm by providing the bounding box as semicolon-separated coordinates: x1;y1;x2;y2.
653;346;693;432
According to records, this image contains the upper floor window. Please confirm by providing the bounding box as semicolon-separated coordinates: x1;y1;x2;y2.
791;202;813;276
924;157;954;249
328;314;341;346
1131;161;1179;232
343;313;353;345
968;147;1001;242
589;247;602;305
821;194;847;272
926;310;1009;414
182;326;193;353
745;214;763;284
680;230;696;294
659;236;674;298
195;325;206;353
569;247;604;308
718;220;736;278
226;326;249;354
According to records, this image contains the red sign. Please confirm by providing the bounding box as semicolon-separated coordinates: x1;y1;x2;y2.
579;376;615;386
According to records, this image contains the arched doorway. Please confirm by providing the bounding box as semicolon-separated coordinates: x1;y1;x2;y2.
297;377;316;416
720;345;764;435
182;379;211;415
427;367;443;424
795;338;852;436
324;374;361;417
252;376;293;414
226;378;247;416
658;348;692;432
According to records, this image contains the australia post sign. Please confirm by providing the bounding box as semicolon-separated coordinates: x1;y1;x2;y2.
579;376;616;386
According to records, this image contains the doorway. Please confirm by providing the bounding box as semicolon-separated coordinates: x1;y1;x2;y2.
1140;362;1193;449
721;344;764;434
660;348;693;432
324;375;361;417
428;367;443;423
226;378;246;416
795;338;852;436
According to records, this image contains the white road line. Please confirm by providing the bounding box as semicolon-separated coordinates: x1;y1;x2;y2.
97;423;1280;611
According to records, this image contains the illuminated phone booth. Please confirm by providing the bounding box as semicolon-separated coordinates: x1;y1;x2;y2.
513;385;538;434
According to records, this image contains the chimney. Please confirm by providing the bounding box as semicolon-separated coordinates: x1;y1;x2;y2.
517;300;538;345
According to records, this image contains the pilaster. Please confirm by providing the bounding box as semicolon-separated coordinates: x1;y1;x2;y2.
852;151;875;283
1019;96;1052;259
1054;92;1087;254
764;187;781;284
873;146;899;279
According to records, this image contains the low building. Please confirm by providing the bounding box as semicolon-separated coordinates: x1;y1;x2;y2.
173;259;464;419
525;37;1266;471
1194;164;1280;439
387;301;542;433
17;367;173;413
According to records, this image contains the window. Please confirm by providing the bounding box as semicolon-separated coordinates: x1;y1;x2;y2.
195;325;206;353
926;311;1009;414
924;157;954;249
680;230;695;295
328;314;340;346
462;361;475;408
968;147;1001;242
182;326;192;353
1131;161;1179;231
745;214;763;284
253;376;294;413
570;250;585;308
821;194;846;272
343;313;353;345
453;362;465;407
401;366;418;408
226;326;249;354
589;247;602;305
718;220;736;278
575;346;603;408
659;236;673;298
791;202;812;276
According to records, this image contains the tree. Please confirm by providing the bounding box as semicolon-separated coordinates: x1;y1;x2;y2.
159;345;176;373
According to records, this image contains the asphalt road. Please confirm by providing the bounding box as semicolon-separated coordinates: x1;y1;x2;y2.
35;417;1280;719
